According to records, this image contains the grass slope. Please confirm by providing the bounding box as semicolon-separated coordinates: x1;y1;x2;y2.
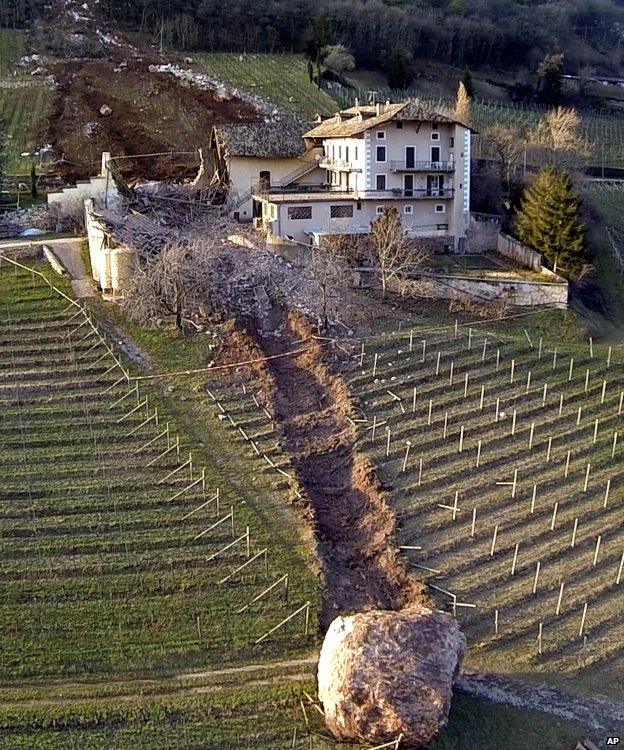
0;261;325;746
194;53;337;120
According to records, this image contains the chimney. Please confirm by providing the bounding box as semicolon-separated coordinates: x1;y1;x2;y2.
376;103;381;116
354;96;359;108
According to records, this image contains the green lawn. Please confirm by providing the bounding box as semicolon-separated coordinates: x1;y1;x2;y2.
0;29;26;74
194;53;338;120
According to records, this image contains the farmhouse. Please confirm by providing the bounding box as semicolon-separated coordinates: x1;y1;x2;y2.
209;121;324;222
219;101;474;250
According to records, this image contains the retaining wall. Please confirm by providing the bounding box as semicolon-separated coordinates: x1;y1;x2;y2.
417;272;569;308
497;233;543;271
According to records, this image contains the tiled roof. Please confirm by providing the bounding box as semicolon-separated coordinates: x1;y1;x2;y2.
214;122;307;158
303;100;476;138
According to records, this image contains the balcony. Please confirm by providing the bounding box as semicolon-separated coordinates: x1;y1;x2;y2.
362;188;455;199
390;160;455;172
252;181;355;202
318;156;362;172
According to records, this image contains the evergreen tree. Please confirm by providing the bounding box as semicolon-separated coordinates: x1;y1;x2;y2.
514;167;587;276
386;44;414;90
537;53;564;105
461;68;475;98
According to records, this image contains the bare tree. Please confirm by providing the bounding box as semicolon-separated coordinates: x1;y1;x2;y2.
369;207;430;297
530;106;590;168
122;238;283;331
303;247;352;331
484;124;525;189
455;81;471;124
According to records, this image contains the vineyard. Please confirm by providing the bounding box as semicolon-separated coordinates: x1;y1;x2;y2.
194;53;338;120
349;324;624;698
0;29;53;175
0;259;326;747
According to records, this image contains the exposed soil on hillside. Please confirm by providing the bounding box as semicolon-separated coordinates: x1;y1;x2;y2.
44;58;263;183
216;311;428;625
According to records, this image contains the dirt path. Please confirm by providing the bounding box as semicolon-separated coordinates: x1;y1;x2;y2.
225;311;427;625
457;672;624;738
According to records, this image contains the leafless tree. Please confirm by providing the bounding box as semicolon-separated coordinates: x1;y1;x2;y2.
529;106;591;168
121;238;283;331
455;81;471;124
484;124;525;189
369;207;430;297
303;247;352;331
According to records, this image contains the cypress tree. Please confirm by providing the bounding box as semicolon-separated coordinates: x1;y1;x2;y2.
514;167;587;276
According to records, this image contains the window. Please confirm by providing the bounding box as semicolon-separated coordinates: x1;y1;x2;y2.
449;136;455;147
356;201;362;210
432;123;439;130
404;205;413;215
376;145;386;162
377;130;386;140
431;131;440;141
338;145;342;158
435;204;445;213
330;205;354;219
375;206;385;215
288;206;312;220
354;147;358;161
376;174;387;191
345;146;349;162
396;121;403;129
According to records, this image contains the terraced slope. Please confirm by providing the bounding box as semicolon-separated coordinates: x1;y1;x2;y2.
0;261;321;747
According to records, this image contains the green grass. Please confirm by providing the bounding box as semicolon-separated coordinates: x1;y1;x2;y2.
0;29;26;74
0;85;54;173
194;53;338;120
0;263;320;685
348;323;624;699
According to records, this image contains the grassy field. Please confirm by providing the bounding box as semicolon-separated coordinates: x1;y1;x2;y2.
0;29;26;73
0;261;327;747
0;29;53;175
194;53;338;120
581;184;624;321
349;323;624;700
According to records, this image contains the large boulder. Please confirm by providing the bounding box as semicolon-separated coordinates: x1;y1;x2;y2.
318;607;466;748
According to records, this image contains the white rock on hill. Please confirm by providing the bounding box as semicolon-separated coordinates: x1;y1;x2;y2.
318;607;466;748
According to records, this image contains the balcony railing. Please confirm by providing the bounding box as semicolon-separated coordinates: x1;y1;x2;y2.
252;182;355;199
318;156;362;172
363;188;455;199
390;160;455;172
251;183;454;201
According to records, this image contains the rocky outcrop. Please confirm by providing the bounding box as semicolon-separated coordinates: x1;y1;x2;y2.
318;607;466;748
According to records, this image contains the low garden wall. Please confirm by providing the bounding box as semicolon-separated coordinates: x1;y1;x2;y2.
417;272;569;308
497;233;543;270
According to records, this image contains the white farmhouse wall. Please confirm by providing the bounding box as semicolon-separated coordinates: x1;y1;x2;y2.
228;153;323;219
267;199;454;245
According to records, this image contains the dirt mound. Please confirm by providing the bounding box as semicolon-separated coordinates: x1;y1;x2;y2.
216;310;428;624
45;59;263;183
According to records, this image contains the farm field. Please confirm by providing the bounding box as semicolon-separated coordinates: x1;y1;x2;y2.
349;324;624;699
194;53;338;121
0;28;53;174
0;260;326;746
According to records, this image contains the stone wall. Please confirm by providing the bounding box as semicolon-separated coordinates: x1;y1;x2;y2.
417;272;568;308
497;232;543;271
84;198;134;295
